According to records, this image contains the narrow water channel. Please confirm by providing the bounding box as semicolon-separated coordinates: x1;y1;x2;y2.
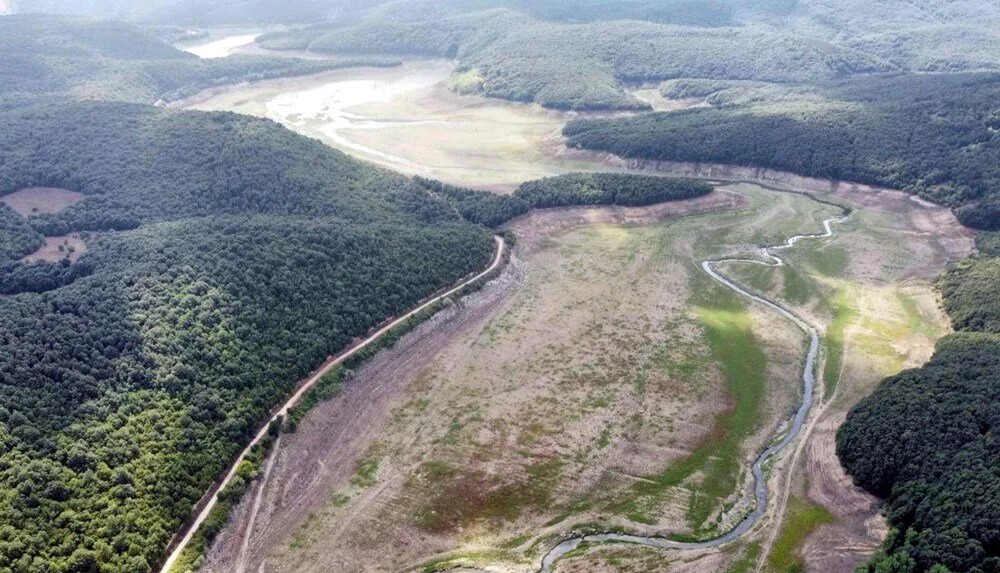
534;211;850;571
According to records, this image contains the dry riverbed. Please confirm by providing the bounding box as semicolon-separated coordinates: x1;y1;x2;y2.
181;59;703;191
196;181;969;573
181;53;972;573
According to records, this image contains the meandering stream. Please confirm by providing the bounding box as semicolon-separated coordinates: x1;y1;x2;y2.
532;211;850;572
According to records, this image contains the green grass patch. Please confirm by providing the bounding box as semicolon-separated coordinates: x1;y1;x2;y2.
722;543;761;573
350;449;383;489
895;290;937;337
823;287;857;395
447;69;485;95
807;244;849;277
781;264;813;305
611;271;767;532
767;498;835;573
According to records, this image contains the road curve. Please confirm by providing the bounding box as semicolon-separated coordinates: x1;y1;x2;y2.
158;236;506;573
534;213;849;571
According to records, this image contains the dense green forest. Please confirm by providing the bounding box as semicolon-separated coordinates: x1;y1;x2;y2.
0;206;43;263
515;172;712;208
417;172;712;226
0;15;397;105
564;73;1000;229
258;8;892;110
0;83;496;573
0;102;448;233
249;0;1000;110
838;251;1000;572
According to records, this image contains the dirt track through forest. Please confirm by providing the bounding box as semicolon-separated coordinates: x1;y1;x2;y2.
157;237;505;573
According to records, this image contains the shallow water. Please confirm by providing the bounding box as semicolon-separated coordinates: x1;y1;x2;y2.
181;33;260;59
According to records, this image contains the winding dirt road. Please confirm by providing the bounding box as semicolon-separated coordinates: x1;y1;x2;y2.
157;236;506;573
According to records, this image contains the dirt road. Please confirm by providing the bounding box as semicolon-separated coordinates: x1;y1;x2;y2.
157;236;506;573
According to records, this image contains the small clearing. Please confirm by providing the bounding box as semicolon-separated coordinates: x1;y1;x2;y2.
22;234;86;263
0;187;84;217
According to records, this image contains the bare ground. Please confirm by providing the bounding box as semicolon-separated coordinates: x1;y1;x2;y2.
751;193;968;573
202;194;742;573
532;183;969;573
199;177;970;573
1;187;84;217
21;234;86;263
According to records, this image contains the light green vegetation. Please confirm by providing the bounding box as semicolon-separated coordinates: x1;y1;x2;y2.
689;302;768;530
767;498;835;573
615;281;767;534
350;442;387;489
822;288;857;394
723;543;762;573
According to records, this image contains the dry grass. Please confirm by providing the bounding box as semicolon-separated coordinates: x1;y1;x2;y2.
22;234;86;263
1;187;84;217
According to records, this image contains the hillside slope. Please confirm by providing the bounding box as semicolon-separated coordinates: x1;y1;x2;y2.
0;15;395;105
564;73;1000;229
0;101;495;573
837;237;1000;572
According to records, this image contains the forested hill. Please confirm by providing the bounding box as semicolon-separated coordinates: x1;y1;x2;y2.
0;101;450;234
0;100;495;572
0;15;397;105
564;73;1000;230
257;7;893;110
837;234;1000;573
416;172;713;226
0;13;720;572
249;0;1000;111
7;0;383;25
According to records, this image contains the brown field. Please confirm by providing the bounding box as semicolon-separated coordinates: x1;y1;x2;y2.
21;235;86;263
0;187;84;217
201;194;746;573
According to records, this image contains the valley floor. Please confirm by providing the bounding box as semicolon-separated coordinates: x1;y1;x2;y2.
200;182;969;573
182;59;702;191
183;59;972;573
